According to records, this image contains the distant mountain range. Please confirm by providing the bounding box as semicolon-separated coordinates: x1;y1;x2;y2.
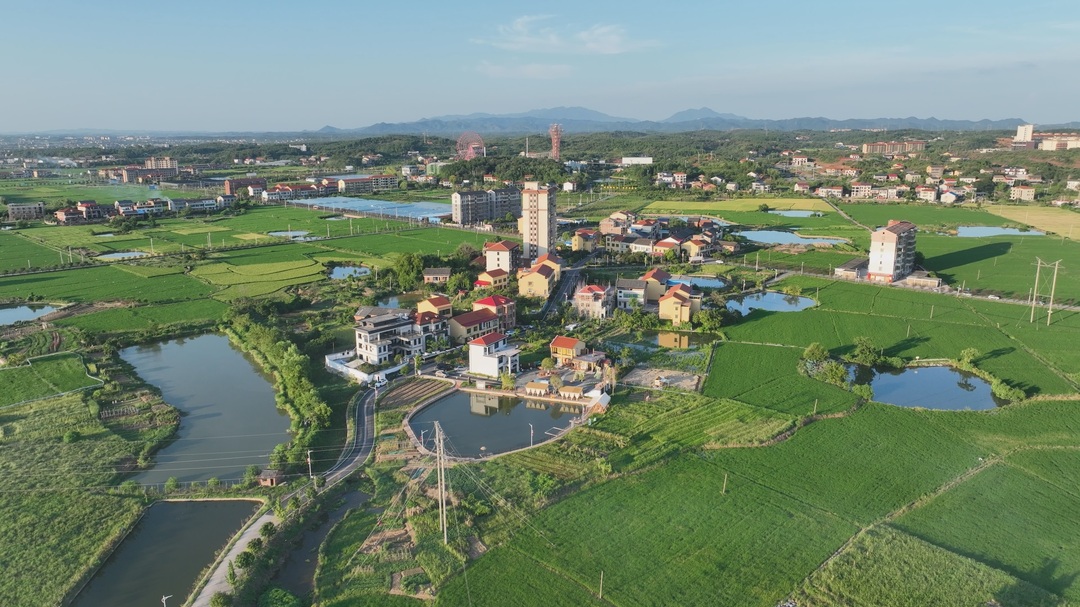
320;107;1053;136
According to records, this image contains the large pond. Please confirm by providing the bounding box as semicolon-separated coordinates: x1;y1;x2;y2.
98;252;149;260
121;334;290;486
0;304;57;325
330;266;371;280
606;330;718;350
956;226;1045;238
850;365;1006;410
669;275;727;289
70;500;258;607
408;392;580;458
733;230;845;246
727;291;816;314
289;196;451;222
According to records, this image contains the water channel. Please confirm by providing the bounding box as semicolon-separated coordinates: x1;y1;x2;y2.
0;303;57;325
98;252;149;260
408;392;580;458
121;334;290;486
727;291;816;314
849;365;1006;410
70;500;258;607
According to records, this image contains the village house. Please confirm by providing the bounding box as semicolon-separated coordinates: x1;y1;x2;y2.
474;268;509;290
517;263;555;299
815;186;844;198
472;294;516;333
573;284;615;319
915;186;938;202
793;182;811;193
572;228;599;252
1010;185;1036;201
468;332;520;379
532;253;564;281
658;283;701;327
850;182;873;198
483;240;521;273
448;308;500;344
549;336;607;371
422;267;451;285
416;295;453;319
640;268;672;303
615;278;647;310
353;306;448;366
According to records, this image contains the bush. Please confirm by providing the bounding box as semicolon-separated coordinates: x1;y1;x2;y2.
258;587;301;607
62;430;80;444
260;521;277;538
210;592;233;607
234;550;255;569
402;571;431;593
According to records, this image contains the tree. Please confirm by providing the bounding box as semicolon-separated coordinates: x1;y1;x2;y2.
446;272;473;293
802;342;829;363
549;374;564;391
234;550;255;569
851;336;880;366
540;357;555;371
260;521;277;538
500;371;516;390
960;348;980;365
393;252;424;291
248;537;264;552
851;383;874;402
164;476;179;493
454;242;478;262
258;588;302;607
758;203;771;212
211;592;234;607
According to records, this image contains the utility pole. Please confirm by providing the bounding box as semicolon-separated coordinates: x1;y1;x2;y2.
435;422;448;545
307;449;314;480
599;570;604;599
1047;260;1060;326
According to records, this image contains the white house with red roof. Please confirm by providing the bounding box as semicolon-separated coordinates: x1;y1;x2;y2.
483;240;521;273
573;284;615;319
468;332;520;378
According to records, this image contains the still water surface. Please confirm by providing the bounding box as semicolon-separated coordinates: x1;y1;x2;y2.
0;304;56;325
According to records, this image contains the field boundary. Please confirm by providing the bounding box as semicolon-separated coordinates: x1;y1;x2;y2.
0;351;104;410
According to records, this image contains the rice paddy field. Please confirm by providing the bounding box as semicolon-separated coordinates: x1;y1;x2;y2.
0;181;199;207
0;353;100;406
645;197;834;213
986;205;1080;237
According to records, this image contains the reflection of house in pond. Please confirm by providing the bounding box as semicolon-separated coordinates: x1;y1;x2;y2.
656;332;690;349
469;393;503;416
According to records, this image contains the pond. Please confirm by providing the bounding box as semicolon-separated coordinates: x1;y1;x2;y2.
956;226;1045;238
98;252;149;260
727;291;816;314
408;392;580;458
95;232;116;237
849;365;1006;410
330;266;371;279
377;292;424;309
669;275;727;289
70;500;258;607
121;334;290;486
0;304;57;325
289;196;452;222
768;210;819;218
607;330;718;350
268;230;312;239
733;230;846;246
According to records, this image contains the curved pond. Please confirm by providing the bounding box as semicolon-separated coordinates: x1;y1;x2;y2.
727;291;816;314
733;229;845;246
70;500;258;607
330;266;371;280
850;365;1006;410
98;252;149;260
956;226;1044;238
0;304;57;325
408;391;580;458
121;334;290;486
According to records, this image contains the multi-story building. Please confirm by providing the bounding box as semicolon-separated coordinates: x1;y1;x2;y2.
658;283;701;327
850;182;873;198
7;201;45;221
474;268;509;290
599;210;637;236
353;306;448;365
416;295;453;319
867;220;917;283
861;141;927;155
449;187;521;224
915;186;938;202
573;284;615;319
1010;185;1036;201
145;156;178;170
615;278;646;310
472;294;516;333
572;228;598;252
483;240;521;273
422;267;452;285
517;264;555;299
468;332;520;378
167;198;221;212
640;268;672;303
448;308;500;344
518;181;556;260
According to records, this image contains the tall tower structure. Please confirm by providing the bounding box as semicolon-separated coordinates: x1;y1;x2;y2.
549;124;562;161
518;181;557;260
867;220;917;283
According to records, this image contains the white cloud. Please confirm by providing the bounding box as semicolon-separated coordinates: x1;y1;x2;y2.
475;61;573;79
473;15;655;55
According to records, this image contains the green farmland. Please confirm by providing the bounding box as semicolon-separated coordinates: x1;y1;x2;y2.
0;353;100;406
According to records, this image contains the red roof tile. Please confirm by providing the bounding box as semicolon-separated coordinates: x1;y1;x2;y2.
469;331;506;346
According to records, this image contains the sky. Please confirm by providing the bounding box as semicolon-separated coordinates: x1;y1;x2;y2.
4;0;1080;132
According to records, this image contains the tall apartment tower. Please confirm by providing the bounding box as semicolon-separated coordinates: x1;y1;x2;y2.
1015;124;1034;143
867;220;917;283
518;181;556;260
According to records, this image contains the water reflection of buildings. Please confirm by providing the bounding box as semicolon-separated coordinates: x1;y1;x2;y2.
656;331;689;349
467;393;584;418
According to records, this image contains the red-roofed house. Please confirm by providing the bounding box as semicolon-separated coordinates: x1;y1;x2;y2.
473;294;516;332
549;336;586;367
658;283;701;327
474;268;509;290
483;240;521;273
517;263;555;298
417;295;453;319
573;284;615;319
468;331;520;378
640;268;672;302
449;308;499;344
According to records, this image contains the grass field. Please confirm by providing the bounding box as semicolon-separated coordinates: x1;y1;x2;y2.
0;265;216;303
0;353;100;406
0;182;201;207
55;300;228;333
0;232;63;271
793;527;1063;607
987;205;1080;237
838;202;1015;230
645;197;834;214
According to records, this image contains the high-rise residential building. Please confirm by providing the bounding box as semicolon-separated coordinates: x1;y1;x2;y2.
451;188;521;224
518;181;556;260
1015;124;1034;143
868;220;917;283
145;156;178;170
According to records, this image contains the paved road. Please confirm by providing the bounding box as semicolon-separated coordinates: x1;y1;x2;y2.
190;387;377;606
541;251;599;319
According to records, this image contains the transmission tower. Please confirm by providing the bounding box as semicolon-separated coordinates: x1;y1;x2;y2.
434;422;448;544
549;123;562;161
1029;257;1062;326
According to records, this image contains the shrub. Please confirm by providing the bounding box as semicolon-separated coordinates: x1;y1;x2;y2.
210;592;233;607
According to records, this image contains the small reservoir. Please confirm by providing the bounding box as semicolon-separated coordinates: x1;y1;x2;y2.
330;266;371;279
727;291;816;314
121;334;290;485
0;304;57;325
850;365;1006;410
956;226;1044;238
669;275;727;289
98;252;149;260
408;392;579;458
733;230;845;246
768;210;819;218
70;500;258;607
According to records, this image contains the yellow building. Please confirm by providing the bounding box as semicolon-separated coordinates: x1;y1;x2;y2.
572;229;598;252
533;253;563;282
640;268;672;303
518;264;555;299
658;283;700;327
475;268;510;290
416;295;453;319
681;238;712;259
549;335;586;366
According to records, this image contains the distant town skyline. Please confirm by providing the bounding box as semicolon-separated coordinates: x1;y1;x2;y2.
4;0;1080;133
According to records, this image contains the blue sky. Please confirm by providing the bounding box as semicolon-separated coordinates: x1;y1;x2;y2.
4;0;1079;132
